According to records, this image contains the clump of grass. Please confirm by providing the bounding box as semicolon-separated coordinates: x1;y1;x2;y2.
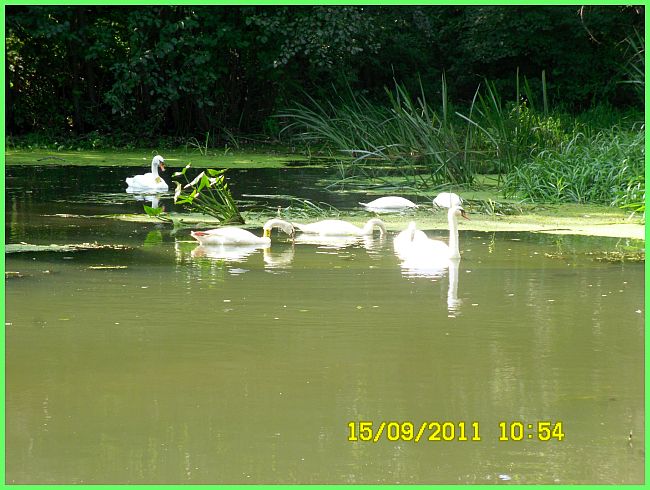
620;29;644;102
185;131;211;156
502;128;645;207
280;72;564;188
244;196;340;224
279;76;479;187
278;197;341;220
459;70;570;179
172;164;244;224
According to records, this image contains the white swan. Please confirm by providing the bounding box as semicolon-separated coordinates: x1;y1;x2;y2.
433;192;462;209
393;221;429;259
190;218;294;246
293;218;386;237
126;155;168;192
395;206;468;263
359;196;418;213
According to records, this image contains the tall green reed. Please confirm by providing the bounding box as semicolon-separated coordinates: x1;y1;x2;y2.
457;70;564;180
279;71;643;210
279;76;478;186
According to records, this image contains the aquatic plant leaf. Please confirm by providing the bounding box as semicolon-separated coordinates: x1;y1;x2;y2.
174;182;182;202
206;168;226;177
172;167;244;224
143;205;163;217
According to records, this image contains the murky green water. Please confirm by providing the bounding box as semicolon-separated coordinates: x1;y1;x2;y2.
5;166;645;484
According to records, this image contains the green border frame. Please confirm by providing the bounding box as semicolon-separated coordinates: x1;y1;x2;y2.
1;2;647;489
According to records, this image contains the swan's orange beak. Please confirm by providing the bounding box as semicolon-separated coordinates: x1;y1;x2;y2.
159;162;166;171
461;209;469;220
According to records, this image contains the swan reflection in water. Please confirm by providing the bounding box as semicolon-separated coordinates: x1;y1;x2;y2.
398;254;463;315
190;243;295;271
293;233;384;251
126;191;163;209
393;207;468;315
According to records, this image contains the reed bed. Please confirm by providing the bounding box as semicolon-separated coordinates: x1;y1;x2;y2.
279;74;644;210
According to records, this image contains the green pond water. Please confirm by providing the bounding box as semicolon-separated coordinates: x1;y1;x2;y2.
5;166;645;484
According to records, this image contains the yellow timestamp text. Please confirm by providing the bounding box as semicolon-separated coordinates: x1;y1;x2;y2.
347;421;482;443
498;421;565;441
347;421;565;443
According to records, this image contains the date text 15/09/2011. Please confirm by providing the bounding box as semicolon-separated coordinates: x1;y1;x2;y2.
347;421;565;443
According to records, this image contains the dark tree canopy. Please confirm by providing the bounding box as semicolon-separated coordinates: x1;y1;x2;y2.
5;5;644;139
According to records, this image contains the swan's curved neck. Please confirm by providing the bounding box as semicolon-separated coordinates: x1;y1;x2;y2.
264;219;294;238
407;222;416;241
448;212;460;259
151;160;159;176
363;219;385;236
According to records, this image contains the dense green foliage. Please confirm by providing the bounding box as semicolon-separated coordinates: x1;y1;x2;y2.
503;127;645;209
6;5;643;141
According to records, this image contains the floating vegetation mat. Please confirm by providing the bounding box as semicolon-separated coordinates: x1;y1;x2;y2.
6;269;57;280
589;251;645;263
545;250;645;263
5;242;131;254
52;192;139;205
463;199;527;216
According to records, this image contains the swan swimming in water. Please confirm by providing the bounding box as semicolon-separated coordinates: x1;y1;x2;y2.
359;196;418;213
393;221;428;259
126;155;168;192
292;218;386;237
190;218;294;246
395;205;468;264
